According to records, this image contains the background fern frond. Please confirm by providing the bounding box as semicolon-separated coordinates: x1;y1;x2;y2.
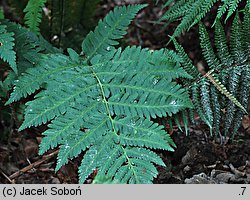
23;0;47;33
160;0;245;37
200;79;214;128
231;67;250;136
243;9;250;58
199;23;221;69
173;11;250;137
160;0;195;22
0;23;17;73
214;20;233;66
226;1;241;21
1;20;60;102
191;82;212;129
216;0;241;21
173;38;199;79
247;0;250;11
230;12;246;62
210;85;221;136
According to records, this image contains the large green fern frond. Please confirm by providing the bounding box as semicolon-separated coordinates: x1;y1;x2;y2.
7;5;192;183
11;46;191;183
11;46;191;127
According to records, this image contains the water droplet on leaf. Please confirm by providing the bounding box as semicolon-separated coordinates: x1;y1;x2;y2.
153;78;159;85
170;100;177;105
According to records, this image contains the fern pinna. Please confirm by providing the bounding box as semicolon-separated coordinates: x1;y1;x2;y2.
173;9;250;138
6;5;192;183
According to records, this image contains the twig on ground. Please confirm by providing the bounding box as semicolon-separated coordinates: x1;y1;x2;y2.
0;168;15;184
9;150;59;180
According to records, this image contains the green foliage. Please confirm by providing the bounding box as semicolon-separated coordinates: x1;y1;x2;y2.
216;0;240;21
160;0;249;37
82;4;147;59
0;20;60;93
0;19;58;145
1;22;57;80
3;0;249;185
6;5;192;184
0;23;17;73
23;0;47;33
173;11;250;137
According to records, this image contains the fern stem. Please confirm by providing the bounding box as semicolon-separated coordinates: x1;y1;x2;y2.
89;69;115;131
